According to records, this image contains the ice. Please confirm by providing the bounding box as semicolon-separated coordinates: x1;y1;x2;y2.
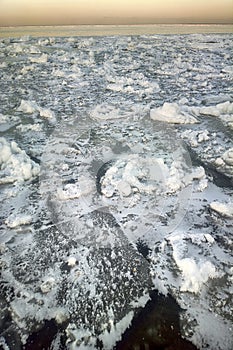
16;123;42;132
214;148;233;178
210;201;233;218
67;257;77;267
5;214;32;228
150;102;198;124
0;137;40;184
0;33;232;350
40;277;56;294
29;53;48;63
181;129;210;147
199;101;233;117
17;99;38;114
169;232;220;293
17;99;56;122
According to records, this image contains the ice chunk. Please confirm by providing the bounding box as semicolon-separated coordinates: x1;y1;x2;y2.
210;201;233;218
5;214;32;229
17;99;56;122
222;148;233;166
181;129;211;148
214;148;233;178
16;123;42;132
40;277;56;294
29;53;48;63
150;103;198;124
38;107;55;122
170;234;219;294
0;137;40;184
17;99;37;114
56;177;94;200
67;257;77;267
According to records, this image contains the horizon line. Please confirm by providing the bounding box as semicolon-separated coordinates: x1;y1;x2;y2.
1;22;232;28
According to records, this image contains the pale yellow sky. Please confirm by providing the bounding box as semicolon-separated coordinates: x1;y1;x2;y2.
0;0;232;26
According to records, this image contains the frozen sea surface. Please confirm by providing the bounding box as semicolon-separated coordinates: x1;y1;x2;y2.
0;33;233;349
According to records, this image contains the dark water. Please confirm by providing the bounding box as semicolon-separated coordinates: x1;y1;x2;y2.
13;292;197;350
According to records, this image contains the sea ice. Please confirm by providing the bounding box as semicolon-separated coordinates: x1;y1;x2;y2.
169;233;220;294
150;102;198;124
17;99;56;122
5;214;32;229
210;201;233;218
214;148;233;178
0;32;232;350
0;137;40;184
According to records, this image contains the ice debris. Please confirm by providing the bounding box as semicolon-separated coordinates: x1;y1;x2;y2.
100;156;207;200
150;102;198;124
0;137;40;184
29;53;48;63
17;99;56;122
210;201;233;218
181;129;210;147
214;148;233;178
169;233;220;294
5;214;32;229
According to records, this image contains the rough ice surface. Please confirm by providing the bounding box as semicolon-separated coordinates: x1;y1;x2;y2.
0;33;233;350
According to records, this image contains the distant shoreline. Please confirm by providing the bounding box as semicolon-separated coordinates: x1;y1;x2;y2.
0;24;232;38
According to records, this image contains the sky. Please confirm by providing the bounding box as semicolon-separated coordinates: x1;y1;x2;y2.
0;0;232;26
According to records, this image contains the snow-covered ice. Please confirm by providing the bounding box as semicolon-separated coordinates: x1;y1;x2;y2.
0;32;232;350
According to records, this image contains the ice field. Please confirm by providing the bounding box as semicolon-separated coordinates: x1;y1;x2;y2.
0;32;233;349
